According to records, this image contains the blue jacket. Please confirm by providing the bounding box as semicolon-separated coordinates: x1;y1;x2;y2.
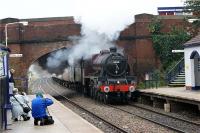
31;96;53;118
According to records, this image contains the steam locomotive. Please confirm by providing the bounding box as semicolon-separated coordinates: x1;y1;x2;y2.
52;47;137;103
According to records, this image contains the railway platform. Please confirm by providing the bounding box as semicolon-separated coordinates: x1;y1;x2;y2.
139;87;200;112
3;95;103;133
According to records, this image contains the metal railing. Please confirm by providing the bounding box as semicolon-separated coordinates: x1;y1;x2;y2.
144;73;159;89
166;57;184;83
145;80;158;89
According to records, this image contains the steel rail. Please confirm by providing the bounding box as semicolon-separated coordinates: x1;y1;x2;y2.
48;77;199;133
43;78;128;133
50;77;185;132
108;104;198;133
129;103;200;126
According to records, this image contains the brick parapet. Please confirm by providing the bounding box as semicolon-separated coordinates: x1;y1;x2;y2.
0;17;81;44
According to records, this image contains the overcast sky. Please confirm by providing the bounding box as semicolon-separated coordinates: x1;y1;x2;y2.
1;0;185;37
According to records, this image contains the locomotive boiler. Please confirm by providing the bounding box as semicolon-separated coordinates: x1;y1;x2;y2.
53;47;137;103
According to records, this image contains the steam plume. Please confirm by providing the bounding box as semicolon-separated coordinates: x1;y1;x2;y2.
47;28;115;67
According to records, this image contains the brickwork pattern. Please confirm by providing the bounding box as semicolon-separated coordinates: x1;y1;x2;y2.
0;15;189;80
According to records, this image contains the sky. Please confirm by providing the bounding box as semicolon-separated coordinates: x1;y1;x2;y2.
1;0;185;37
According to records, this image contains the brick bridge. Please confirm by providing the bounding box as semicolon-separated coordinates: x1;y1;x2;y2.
0;14;188;81
0;17;81;78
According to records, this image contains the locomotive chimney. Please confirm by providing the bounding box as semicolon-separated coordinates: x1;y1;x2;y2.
110;47;117;53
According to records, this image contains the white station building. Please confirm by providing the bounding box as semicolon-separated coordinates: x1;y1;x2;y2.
184;34;200;90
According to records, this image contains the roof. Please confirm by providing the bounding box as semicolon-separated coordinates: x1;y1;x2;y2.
0;16;74;24
21;16;74;22
158;6;185;10
184;34;200;48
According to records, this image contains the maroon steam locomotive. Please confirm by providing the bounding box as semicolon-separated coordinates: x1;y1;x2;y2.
52;47;137;103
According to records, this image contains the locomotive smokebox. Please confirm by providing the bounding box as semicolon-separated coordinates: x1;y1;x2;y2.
110;47;117;53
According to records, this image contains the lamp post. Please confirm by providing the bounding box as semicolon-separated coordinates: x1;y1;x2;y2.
5;21;28;47
3;21;28;130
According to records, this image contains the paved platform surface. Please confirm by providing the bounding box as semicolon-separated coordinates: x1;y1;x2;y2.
3;95;103;133
140;87;200;102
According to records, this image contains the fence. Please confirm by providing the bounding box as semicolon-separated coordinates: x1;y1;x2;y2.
144;72;167;89
144;80;158;89
0;76;7;130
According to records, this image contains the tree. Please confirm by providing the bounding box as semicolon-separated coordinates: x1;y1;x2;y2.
185;0;200;17
184;0;200;32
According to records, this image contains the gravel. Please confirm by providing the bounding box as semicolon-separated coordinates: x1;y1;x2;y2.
30;78;200;133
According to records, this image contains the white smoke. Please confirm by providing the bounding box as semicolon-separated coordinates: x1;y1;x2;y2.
47;49;69;68
62;68;70;81
68;28;115;65
47;28;116;67
45;0;184;69
28;62;52;81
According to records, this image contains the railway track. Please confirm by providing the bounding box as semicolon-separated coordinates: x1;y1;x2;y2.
36;78;128;133
31;78;200;133
108;104;200;133
129;103;200;126
50;77;200;133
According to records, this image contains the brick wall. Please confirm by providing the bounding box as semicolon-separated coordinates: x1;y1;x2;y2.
0;17;81;44
9;41;73;77
0;15;189;80
118;14;188;80
0;17;81;77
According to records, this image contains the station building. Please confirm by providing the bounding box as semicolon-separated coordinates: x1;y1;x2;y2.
157;6;193;16
184;34;200;90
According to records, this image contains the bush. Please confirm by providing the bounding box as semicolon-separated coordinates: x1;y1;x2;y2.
137;82;145;89
149;20;191;71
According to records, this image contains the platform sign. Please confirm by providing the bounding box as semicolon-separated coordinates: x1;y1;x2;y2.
9;54;23;57
172;50;184;53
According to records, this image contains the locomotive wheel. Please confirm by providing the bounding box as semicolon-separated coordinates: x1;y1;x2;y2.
90;88;93;98
83;87;88;96
100;93;103;102
124;94;128;104
103;94;109;104
90;87;96;99
97;92;100;101
95;90;99;100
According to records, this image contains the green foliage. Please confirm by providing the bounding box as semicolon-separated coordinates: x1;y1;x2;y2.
151;69;167;86
151;26;191;70
148;19;162;34
137;82;145;89
184;0;200;17
192;19;200;27
184;0;200;33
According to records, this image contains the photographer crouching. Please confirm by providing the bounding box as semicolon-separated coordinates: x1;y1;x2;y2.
31;92;54;126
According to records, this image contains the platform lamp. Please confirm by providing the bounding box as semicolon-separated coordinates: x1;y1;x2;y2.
3;21;28;130
5;21;28;47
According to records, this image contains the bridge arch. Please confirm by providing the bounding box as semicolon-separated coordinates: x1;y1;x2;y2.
9;41;73;78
